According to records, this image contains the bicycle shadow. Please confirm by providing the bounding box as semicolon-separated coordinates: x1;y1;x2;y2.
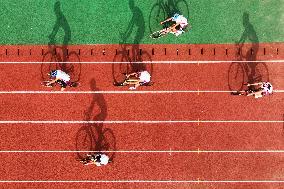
49;0;71;62
228;12;269;91
75;79;116;162
149;0;190;33
41;1;81;83
112;0;153;84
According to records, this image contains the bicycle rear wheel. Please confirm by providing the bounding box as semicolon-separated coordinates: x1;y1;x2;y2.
149;4;166;34
254;62;270;83
41;52;59;81
75;126;93;159
174;0;190;19
228;62;245;91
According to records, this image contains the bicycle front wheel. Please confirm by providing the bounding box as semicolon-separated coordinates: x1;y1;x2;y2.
75;126;93;159
175;0;190;19
149;4;166;34
228;62;245;91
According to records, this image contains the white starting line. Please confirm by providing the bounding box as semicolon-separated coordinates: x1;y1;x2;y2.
0;60;284;64
0;90;283;94
0;180;283;183
0;120;283;124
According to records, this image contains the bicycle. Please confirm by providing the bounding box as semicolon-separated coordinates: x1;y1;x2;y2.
75;111;116;162
112;38;153;86
228;43;269;91
149;0;190;34
78;153;112;166
41;42;81;83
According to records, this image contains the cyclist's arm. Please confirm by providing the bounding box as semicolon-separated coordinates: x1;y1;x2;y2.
46;79;58;85
123;18;134;39
160;17;173;24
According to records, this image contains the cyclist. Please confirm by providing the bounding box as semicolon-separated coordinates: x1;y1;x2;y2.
240;82;273;98
160;13;188;36
82;153;110;166
44;70;71;91
116;70;151;90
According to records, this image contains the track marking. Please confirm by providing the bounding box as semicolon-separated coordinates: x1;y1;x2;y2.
0;180;283;183
0;120;283;124
0;150;283;153
0;60;283;64
0;90;283;94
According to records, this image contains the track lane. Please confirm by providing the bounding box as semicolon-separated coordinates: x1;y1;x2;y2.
1;182;283;189
0;123;282;151
0;63;283;91
0;93;283;121
0;153;282;181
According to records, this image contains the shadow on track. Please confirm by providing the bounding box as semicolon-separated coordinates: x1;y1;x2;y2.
228;12;269;91
41;0;81;83
112;0;153;84
75;79;116;162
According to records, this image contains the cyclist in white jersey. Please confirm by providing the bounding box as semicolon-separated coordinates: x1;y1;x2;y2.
245;82;273;98
45;70;71;91
160;13;188;36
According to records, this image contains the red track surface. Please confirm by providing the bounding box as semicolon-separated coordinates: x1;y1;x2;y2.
0;44;284;188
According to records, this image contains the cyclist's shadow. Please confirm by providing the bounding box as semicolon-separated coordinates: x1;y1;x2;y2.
75;79;116;162
112;0;153;84
41;1;81;83
123;0;149;72
228;12;269;91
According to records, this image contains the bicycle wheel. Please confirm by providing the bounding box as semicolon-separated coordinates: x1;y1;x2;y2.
254;62;270;83
112;52;131;84
149;3;166;34
75;126;93;159
62;51;81;82
101;128;116;161
174;0;190;19
41;52;59;81
228;62;245;91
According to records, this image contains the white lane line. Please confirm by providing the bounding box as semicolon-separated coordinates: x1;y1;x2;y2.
0;150;283;153
0;180;283;183
0;120;283;124
0;60;283;64
0;90;283;94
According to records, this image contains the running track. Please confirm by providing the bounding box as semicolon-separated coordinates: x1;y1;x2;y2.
0;57;284;187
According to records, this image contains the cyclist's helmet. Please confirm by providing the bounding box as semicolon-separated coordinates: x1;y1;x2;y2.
50;70;57;77
263;82;273;94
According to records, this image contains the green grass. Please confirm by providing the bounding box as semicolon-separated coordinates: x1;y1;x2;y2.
0;0;283;44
